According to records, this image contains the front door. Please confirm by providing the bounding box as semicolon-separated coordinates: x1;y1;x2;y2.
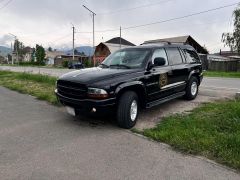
145;48;174;102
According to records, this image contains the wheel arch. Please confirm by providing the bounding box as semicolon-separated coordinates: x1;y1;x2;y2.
188;70;201;85
115;81;147;108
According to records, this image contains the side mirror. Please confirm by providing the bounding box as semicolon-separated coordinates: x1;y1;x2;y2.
154;57;166;67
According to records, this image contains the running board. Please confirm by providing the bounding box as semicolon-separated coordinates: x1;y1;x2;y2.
146;91;186;108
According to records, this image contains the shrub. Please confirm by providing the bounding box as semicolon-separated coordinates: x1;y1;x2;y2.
84;59;93;68
62;60;69;68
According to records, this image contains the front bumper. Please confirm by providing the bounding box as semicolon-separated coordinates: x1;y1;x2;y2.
55;89;116;109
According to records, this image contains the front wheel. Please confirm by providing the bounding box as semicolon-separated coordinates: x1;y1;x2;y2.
184;76;199;100
117;91;139;129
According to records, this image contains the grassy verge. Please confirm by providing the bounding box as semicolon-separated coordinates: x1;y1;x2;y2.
141;99;240;170
0;64;66;69
204;71;240;78
0;70;59;105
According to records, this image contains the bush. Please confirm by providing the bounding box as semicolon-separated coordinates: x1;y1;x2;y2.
84;59;93;68
62;60;69;68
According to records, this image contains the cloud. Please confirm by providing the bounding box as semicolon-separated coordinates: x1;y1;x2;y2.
0;0;236;52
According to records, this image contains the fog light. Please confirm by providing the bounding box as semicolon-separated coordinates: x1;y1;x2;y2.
92;108;97;113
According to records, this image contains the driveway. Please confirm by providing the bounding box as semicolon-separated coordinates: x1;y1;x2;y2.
0;86;239;180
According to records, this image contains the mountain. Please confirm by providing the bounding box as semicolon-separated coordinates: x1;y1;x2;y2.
65;46;94;56
0;46;11;57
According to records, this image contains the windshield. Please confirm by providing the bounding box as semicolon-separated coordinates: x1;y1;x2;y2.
101;49;150;69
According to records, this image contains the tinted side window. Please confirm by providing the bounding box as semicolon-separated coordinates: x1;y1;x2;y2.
152;48;168;65
166;48;183;65
184;49;200;63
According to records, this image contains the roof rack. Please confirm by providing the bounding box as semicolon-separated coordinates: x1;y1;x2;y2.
141;41;171;45
141;41;189;46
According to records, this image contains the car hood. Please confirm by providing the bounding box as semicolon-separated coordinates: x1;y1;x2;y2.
59;67;141;84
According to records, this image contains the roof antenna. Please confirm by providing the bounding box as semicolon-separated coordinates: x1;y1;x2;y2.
120;26;122;49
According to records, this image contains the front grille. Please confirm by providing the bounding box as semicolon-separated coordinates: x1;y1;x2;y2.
57;80;87;100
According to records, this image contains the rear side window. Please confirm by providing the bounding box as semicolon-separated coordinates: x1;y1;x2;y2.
151;48;168;65
183;49;200;63
165;48;183;65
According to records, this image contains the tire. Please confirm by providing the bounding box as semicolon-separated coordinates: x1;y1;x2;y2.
184;76;199;100
117;91;139;129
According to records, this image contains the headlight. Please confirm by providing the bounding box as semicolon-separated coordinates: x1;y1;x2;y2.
87;88;108;99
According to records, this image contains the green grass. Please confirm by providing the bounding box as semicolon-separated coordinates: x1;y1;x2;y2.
142;99;240;170
204;71;240;78
0;70;59;105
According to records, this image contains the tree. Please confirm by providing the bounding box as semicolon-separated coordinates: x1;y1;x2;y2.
48;47;53;52
74;49;86;56
80;52;86;56
31;48;36;62
222;5;240;52
14;39;25;61
35;44;46;65
74;49;79;55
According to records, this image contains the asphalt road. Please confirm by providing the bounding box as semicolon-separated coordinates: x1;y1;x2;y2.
201;77;240;92
0;87;240;180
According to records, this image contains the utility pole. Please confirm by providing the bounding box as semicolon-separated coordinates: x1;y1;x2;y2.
9;33;18;65
83;5;96;66
72;25;75;61
10;42;13;65
120;26;122;49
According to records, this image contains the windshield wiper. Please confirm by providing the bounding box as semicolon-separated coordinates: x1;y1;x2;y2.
99;63;109;68
109;64;131;69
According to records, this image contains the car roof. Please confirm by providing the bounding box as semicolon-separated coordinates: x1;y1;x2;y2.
120;43;196;51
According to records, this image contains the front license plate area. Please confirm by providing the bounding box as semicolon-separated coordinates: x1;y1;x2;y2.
66;106;76;116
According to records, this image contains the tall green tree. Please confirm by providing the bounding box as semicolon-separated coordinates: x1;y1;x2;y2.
35;44;46;65
14;39;25;60
222;5;240;52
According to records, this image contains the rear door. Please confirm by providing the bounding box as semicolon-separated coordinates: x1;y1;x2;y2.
182;48;202;73
165;47;189;92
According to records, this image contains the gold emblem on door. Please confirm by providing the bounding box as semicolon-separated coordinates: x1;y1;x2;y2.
159;73;168;88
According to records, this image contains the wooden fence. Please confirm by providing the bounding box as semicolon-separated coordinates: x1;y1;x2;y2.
208;60;240;72
199;54;240;72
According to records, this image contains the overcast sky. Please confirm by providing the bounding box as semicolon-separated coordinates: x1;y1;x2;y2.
0;0;237;53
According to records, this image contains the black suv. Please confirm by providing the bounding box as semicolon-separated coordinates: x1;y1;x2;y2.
55;43;203;129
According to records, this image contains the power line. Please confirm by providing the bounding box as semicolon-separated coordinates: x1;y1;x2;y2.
97;0;175;15
0;0;13;10
75;27;119;34
123;2;239;30
48;34;72;45
0;0;6;4
75;2;239;34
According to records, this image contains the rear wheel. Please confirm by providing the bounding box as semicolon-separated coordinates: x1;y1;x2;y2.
117;91;139;129
184;76;199;100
